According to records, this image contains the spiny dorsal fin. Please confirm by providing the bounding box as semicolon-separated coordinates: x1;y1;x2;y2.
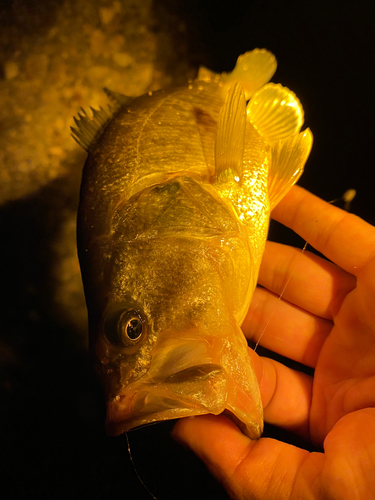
71;90;133;152
215;81;246;181
103;88;134;106
71;105;115;152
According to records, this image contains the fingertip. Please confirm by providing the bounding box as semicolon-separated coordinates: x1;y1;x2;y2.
172;415;254;498
172;414;258;483
172;414;251;458
172;413;248;449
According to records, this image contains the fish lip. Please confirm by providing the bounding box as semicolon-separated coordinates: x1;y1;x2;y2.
105;363;229;435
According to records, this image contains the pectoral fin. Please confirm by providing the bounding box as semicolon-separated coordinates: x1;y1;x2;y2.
226;49;277;99
268;129;313;209
247;83;304;145
215;82;246;182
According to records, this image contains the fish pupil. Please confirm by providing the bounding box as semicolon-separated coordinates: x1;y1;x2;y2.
126;318;142;340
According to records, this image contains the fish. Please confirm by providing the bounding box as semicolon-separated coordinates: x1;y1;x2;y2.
73;49;312;440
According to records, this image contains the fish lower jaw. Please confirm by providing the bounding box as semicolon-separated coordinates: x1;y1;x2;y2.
105;363;228;434
104;363;263;439
105;405;222;437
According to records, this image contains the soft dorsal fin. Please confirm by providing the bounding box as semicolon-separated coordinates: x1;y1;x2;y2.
247;83;304;145
215;81;246;182
71;90;133;152
268;129;313;209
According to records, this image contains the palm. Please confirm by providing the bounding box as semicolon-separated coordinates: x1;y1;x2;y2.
173;186;375;499
311;263;375;445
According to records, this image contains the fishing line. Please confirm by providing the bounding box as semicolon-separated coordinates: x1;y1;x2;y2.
125;432;158;500
252;189;356;354
252;240;308;355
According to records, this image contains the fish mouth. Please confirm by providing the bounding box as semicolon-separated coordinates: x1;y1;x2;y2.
105;336;263;439
106;363;228;430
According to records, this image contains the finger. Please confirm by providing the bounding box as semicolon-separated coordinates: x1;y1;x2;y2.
251;352;313;436
243;286;331;367
172;414;323;500
173;410;375;500
258;241;356;320
271;185;375;276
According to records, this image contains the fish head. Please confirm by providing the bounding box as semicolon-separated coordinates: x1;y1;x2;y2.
93;289;263;440
87;177;263;439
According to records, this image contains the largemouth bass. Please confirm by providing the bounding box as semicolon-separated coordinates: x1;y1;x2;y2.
73;49;312;439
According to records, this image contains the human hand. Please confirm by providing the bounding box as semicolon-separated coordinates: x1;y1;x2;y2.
172;185;375;499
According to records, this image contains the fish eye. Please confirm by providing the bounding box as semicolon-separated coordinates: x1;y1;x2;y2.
103;308;147;347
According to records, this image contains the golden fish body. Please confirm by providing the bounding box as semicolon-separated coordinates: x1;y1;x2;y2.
75;50;312;439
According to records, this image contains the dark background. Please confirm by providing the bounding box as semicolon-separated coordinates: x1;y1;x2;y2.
0;1;374;499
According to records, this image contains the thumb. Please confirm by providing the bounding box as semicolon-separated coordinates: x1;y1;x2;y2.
172;414;319;500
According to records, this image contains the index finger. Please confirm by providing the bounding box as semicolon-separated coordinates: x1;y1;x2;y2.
271;186;375;276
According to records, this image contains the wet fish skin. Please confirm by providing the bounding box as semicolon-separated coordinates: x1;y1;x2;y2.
76;49;312;439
